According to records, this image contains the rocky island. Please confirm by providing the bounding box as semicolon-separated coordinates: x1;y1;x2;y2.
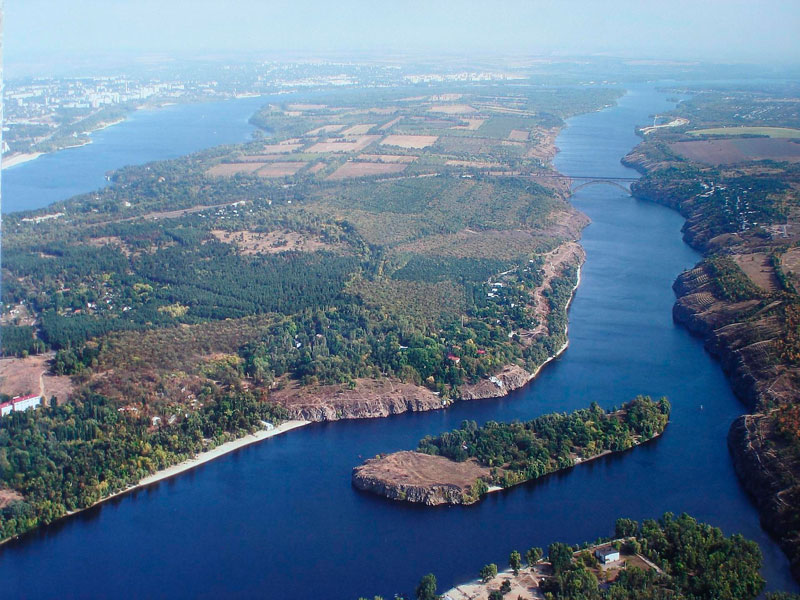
353;396;670;505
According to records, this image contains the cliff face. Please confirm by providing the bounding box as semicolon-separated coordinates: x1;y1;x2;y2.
460;365;533;401
351;472;469;506
672;253;800;582
351;451;490;506
269;378;445;422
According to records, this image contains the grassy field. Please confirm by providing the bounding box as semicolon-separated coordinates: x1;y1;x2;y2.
688;126;800;138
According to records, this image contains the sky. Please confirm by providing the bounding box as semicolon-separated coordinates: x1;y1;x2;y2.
5;0;800;76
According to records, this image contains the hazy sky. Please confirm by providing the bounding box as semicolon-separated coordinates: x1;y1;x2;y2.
6;0;800;75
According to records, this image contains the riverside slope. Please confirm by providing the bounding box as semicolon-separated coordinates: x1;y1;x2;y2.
625;145;800;582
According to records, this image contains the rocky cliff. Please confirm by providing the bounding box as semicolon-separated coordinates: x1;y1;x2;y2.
351;451;490;506
672;259;800;581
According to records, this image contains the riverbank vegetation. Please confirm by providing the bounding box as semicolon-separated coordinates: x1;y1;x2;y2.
411;513;780;600
418;396;670;489
624;84;800;582
0;388;288;541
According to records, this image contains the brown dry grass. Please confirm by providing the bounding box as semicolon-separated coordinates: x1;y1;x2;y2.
781;247;800;281
356;451;490;489
0;354;73;401
341;124;377;136
210;229;333;254
327;162;408;180
379;116;403;131
669;138;800;165
508;129;530;141
305;124;345;136
428;104;477;114
206;162;266;177
255;162;307;178
732;253;780;292
307;135;380;153
380;134;439;149
357;154;417;163
259;143;304;154
451;118;485;131
0;489;24;509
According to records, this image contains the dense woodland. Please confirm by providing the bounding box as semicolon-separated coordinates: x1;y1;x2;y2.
0;389;288;541
417;396;670;490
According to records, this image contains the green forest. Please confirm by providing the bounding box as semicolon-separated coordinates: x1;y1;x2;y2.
0;389;288;541
417;396;670;489
407;513;778;600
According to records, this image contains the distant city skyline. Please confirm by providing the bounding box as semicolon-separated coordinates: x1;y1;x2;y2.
6;0;800;76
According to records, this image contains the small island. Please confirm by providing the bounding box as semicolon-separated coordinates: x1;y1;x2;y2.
352;396;670;505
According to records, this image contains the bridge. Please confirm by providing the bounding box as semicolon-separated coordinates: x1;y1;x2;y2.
520;173;639;194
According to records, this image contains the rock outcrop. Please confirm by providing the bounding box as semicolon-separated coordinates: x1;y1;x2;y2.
351;451;490;506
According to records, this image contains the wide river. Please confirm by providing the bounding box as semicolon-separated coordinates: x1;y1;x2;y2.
1;87;798;598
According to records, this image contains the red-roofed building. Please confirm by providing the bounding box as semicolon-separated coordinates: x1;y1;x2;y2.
0;394;42;417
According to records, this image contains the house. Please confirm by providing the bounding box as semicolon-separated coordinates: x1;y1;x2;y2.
595;547;620;564
447;354;461;364
0;394;42;417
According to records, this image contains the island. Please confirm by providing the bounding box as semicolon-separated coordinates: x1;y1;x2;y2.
352;396;669;505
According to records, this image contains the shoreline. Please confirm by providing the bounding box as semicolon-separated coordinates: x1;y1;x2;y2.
2;152;44;170
2;115;129;173
0;420;309;548
529;261;582;380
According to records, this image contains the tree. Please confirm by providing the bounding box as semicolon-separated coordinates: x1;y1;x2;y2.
615;517;639;538
509;550;522;576
525;547;543;567
500;580;512;594
480;563;498;583
488;592;503;600
548;542;573;575
415;573;438;600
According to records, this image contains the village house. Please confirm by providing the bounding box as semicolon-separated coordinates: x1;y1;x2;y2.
595;547;621;564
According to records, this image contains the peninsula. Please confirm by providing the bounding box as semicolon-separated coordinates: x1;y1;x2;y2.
0;85;621;541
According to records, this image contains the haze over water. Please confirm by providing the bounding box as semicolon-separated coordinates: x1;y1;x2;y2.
0;85;796;598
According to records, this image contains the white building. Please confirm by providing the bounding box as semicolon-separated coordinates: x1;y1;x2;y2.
595;547;620;564
0;394;42;417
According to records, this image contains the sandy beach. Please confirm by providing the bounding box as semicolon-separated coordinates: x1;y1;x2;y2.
2;152;44;170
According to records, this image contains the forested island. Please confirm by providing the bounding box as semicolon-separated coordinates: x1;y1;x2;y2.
352;396;670;505
621;84;800;581
0;86;622;540
396;513;795;600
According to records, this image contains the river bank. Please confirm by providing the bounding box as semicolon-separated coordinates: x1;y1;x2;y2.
0;420;309;549
2;86;797;599
2;152;44;170
623;121;800;582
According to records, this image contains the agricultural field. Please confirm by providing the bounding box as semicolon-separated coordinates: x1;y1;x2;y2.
689;126;800;138
669;138;800;165
326;161;408;180
380;134;439;148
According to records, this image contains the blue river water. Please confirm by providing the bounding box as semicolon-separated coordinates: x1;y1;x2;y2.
1;96;267;214
0;86;797;598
